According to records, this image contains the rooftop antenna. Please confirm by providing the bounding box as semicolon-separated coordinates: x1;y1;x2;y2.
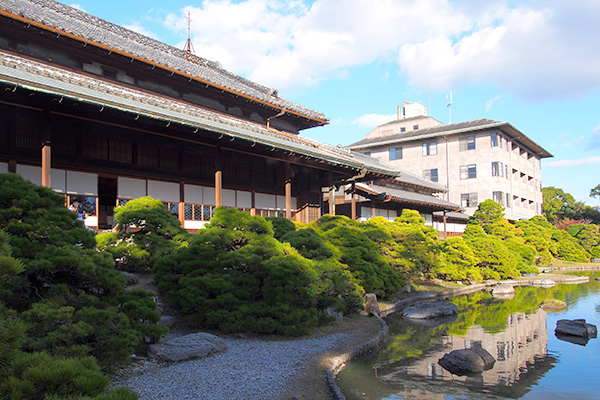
447;92;452;123
183;11;198;63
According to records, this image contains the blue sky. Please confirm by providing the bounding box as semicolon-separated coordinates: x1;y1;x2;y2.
69;0;600;207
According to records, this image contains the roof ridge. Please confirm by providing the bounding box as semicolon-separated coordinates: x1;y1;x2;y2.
1;0;325;121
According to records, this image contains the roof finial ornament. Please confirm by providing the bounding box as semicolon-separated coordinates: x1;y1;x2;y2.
183;11;199;63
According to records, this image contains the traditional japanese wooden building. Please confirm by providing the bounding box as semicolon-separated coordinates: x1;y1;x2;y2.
329;173;467;238
0;0;403;230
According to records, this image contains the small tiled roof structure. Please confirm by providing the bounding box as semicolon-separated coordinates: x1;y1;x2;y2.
348;118;553;158
355;182;461;212
0;0;326;123
391;170;448;193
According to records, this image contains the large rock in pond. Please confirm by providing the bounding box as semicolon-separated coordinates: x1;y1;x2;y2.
438;343;496;376
402;300;458;320
148;332;226;362
555;319;597;339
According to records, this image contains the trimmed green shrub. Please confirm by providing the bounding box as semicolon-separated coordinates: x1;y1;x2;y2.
566;224;600;256
0;173;166;366
465;233;521;280
281;228;334;260
469;199;505;228
436;237;482;282
266;216;296;241
97;196;190;272
321;223;404;298
367;212;444;278
153;208;320;336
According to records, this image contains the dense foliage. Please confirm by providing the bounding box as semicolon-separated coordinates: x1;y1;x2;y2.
542;186;600;224
153;209;365;336
0;173;170;399
96;197;189;272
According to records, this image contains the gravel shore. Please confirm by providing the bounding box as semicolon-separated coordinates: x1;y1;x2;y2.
111;332;357;400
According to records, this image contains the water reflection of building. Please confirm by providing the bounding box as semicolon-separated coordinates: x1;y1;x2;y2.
376;309;554;398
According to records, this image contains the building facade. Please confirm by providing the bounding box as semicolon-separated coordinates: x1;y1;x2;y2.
0;0;405;230
348;107;553;220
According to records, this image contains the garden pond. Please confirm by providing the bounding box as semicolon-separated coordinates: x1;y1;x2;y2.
337;271;600;400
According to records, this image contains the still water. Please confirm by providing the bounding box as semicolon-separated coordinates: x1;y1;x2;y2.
337;272;600;400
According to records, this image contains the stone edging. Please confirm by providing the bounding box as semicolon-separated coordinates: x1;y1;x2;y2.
325;313;389;400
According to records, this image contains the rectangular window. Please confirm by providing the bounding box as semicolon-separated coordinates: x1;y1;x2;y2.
491;132;502;148
492;191;505;206
413;125;419;130
460;135;476;151
491;161;504;177
389;147;403;160
400;127;406;133
460;164;477;179
422;141;437;156
505;164;510;179
361;151;371;156
506;193;511;208
423;168;439;182
461;193;478;208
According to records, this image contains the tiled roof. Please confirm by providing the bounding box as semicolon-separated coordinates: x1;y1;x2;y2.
356;182;461;211
433;211;469;220
0;0;327;122
0;50;399;176
393;171;447;192
348;118;552;158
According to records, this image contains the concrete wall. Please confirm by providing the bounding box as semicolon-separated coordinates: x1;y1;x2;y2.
358;129;543;220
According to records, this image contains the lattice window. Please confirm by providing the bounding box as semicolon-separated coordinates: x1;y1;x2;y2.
15;119;41;151
109;140;132;164
138;144;159;168
82;135;108;160
159;147;179;171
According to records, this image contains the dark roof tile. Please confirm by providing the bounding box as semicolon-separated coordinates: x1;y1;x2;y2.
0;0;326;121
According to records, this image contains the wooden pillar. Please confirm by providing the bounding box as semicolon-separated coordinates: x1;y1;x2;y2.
351;182;356;220
41;141;51;188
250;190;256;216
285;162;292;220
443;211;448;239
178;182;185;226
215;148;222;207
328;171;335;215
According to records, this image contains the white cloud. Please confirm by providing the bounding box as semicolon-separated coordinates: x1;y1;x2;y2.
398;1;600;100
70;3;85;11
161;0;600;99
485;95;503;112
544;156;600;167
352;113;397;128
164;0;470;89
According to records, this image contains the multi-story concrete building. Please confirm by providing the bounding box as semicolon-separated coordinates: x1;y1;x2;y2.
348;104;553;220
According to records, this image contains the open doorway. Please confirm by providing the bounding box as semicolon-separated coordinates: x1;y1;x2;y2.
98;177;117;229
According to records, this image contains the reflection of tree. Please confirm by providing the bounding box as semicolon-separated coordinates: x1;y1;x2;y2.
350;278;600;399
378;282;592;365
